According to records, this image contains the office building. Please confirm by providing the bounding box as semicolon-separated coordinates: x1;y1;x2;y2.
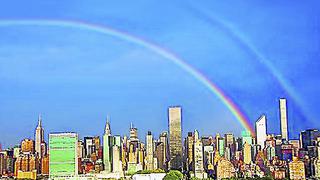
186;132;194;171
193;130;206;178
216;158;235;180
21;139;34;154
103;119;113;172
159;132;168;170
146;131;154;170
242;131;252;145
255;115;267;149
300;129;320;149
35;114;44;157
280;98;289;141
49;133;78;178
168;106;183;170
289;157;305;180
243;142;252;165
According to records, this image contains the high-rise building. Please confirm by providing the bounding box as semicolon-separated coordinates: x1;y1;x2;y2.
243;142;252;165
280;98;289;141
112;145;122;173
193;130;206;178
130;123;138;142
300;129;320;149
0;153;6;176
21;139;34;154
146;131;154;170
35;114;44;157
49;133;78;178
155;142;165;170
159;132;168;170
103;119;113;172
168;106;183;170
41;155;49;175
84;137;95;158
224;133;235;159
218;138;225;156
289;157;305;180
242;131;252;145
255;115;267;149
186;132;194;171
77;140;84;159
216;158;235;180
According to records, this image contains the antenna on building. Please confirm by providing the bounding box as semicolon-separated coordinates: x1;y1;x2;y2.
38;113;42;127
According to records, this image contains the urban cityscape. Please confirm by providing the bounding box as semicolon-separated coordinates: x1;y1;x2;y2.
1;98;319;180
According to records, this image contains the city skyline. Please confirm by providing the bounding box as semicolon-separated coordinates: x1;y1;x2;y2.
2;103;320;179
0;98;304;149
1;1;320;147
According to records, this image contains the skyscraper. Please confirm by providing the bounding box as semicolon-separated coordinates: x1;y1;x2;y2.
112;145;122;173
243;142;252;165
35;114;44;157
193;130;206;178
146;131;154;170
280;98;289;141
255;115;267;149
186;132;194;171
168;106;183;170
49;133;78;178
103;118;113;172
159;132;168;170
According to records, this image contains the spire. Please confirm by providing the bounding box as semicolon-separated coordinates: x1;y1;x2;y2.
38;114;42;127
105;116;111;135
130;122;133;129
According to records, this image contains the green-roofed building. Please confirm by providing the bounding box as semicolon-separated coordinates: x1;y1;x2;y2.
242;130;252;145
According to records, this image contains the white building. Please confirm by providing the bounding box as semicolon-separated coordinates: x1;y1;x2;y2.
255;115;267;149
280;98;288;141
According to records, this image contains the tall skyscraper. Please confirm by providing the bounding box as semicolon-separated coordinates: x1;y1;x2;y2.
193;130;206;178
280;98;289;141
243;142;252;165
35;114;44;157
168;106;183;170
186;132;194;171
49;133;78;178
159;132;168;170
103;118;113;172
146;131;154;170
255;115;267;149
112;145;122;173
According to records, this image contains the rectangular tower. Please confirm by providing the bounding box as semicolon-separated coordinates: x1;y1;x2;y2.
49;133;78;179
280;98;288;141
168;106;183;170
255;115;267;149
146;131;154;170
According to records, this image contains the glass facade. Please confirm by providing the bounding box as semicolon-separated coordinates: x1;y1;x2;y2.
49;133;78;178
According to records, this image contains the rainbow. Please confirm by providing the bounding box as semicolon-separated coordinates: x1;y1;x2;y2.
0;19;255;135
185;4;313;124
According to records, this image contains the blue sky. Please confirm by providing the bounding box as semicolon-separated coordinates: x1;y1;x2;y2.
0;0;319;147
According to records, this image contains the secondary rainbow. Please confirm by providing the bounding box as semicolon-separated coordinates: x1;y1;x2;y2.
0;19;255;135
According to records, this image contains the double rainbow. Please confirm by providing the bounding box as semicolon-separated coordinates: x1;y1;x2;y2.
0;19;255;135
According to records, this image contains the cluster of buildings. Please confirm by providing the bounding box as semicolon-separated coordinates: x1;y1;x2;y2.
1;98;320;179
